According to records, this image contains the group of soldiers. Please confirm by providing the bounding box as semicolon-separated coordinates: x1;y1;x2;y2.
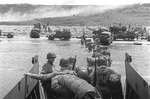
25;36;124;99
25;52;102;99
87;46;123;99
80;34;124;99
81;38;96;52
80;30;103;53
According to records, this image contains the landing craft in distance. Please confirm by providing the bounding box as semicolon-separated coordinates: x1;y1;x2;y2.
30;23;41;38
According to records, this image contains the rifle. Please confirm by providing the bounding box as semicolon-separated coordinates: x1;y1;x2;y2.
72;55;77;70
93;57;97;86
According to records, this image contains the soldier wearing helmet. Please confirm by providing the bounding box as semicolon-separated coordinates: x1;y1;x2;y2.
41;52;57;74
40;52;57;99
59;58;72;71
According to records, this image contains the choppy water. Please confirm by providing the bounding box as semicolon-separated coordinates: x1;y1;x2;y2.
0;27;150;98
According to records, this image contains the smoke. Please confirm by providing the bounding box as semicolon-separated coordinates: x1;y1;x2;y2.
0;5;124;21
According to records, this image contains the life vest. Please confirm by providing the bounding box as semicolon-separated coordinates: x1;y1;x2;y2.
51;74;101;99
51;76;74;98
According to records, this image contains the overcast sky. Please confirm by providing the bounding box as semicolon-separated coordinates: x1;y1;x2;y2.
0;0;149;5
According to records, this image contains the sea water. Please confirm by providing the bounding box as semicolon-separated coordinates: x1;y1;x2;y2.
0;26;150;98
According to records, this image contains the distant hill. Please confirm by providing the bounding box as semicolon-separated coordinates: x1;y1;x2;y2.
0;3;150;26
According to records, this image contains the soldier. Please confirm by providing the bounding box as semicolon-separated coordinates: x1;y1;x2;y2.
24;71;102;99
87;42;93;52
89;66;123;99
69;57;76;68
59;58;72;71
60;57;78;72
41;52;57;74
41;52;57;99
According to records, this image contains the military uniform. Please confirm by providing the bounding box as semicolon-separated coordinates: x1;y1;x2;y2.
41;62;53;74
41;52;56;99
89;66;123;99
89;66;112;99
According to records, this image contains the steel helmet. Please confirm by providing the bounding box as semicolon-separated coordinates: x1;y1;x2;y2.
69;57;76;63
47;52;56;59
77;67;89;82
59;58;70;67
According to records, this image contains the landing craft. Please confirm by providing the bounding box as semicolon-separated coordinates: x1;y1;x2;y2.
125;53;150;99
30;23;41;38
3;55;102;99
30;18;49;38
3;53;150;99
30;28;41;38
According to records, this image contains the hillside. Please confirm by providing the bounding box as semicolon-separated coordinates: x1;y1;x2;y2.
0;3;150;26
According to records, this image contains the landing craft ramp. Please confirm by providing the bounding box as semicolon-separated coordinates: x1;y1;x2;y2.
125;53;150;99
3;55;40;99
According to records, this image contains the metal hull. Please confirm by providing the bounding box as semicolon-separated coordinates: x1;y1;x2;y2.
30;29;40;38
125;53;150;99
30;33;40;38
3;55;40;99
